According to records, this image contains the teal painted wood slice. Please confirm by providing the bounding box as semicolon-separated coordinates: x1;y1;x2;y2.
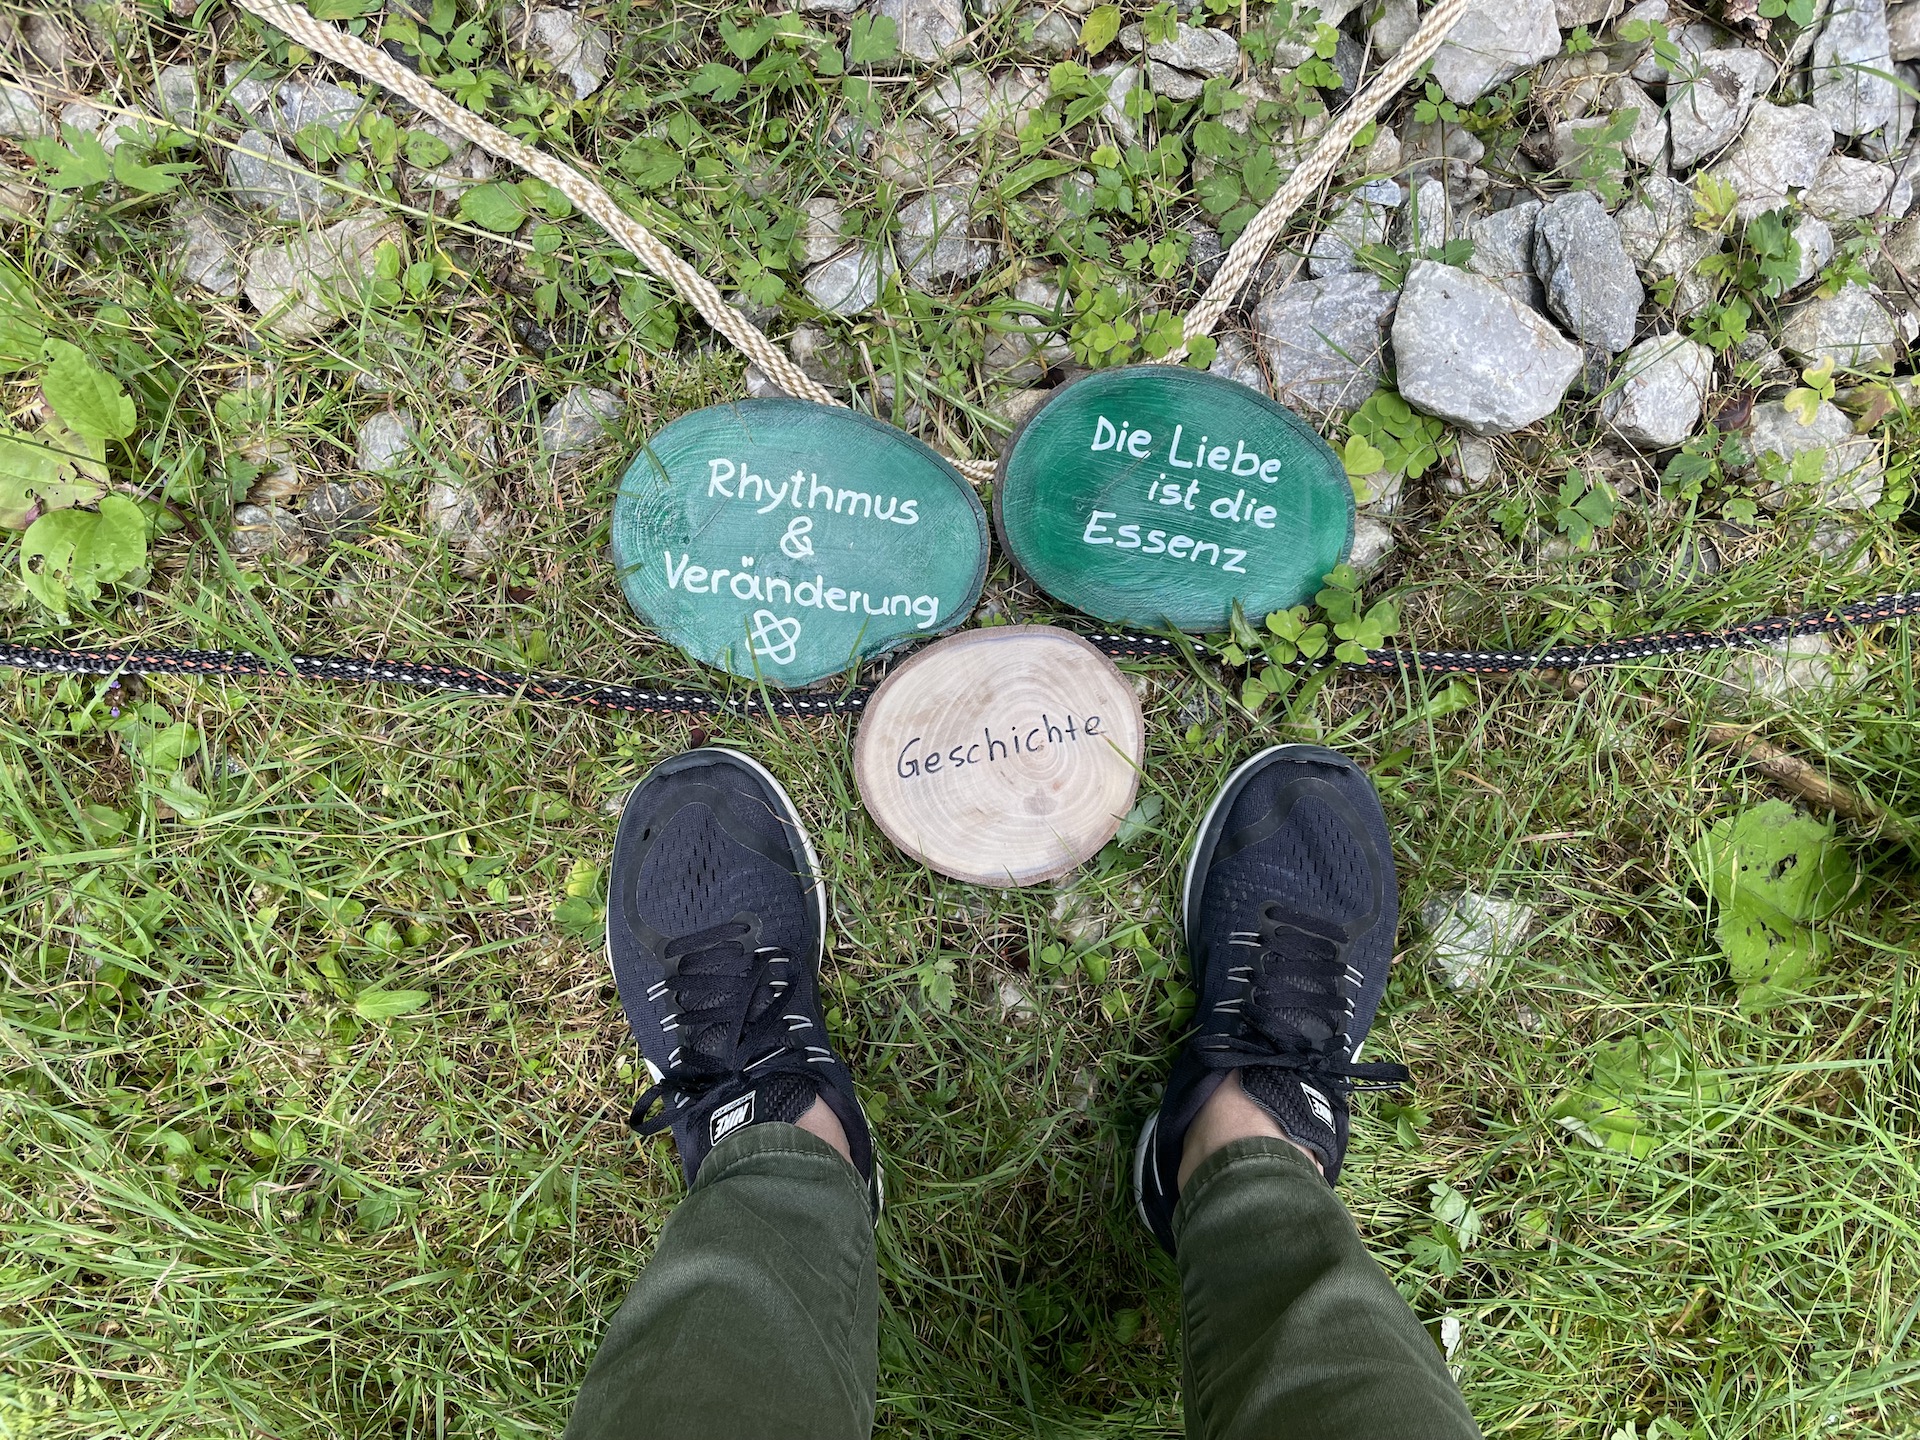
611;399;989;687
994;366;1353;632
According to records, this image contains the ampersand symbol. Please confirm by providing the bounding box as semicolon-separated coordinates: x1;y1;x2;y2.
780;515;814;560
750;611;802;665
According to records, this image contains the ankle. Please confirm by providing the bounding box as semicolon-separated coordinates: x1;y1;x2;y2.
1177;1071;1323;1189
794;1096;854;1163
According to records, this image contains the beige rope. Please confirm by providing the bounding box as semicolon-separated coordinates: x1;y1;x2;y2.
1169;0;1472;362
230;0;1469;467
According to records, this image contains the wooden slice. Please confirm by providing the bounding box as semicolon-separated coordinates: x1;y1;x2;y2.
995;365;1353;632
611;399;990;688
853;626;1145;888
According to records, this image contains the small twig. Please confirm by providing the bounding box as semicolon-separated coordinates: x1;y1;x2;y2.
1565;674;1918;855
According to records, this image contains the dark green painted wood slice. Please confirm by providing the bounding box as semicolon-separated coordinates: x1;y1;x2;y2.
611;399;989;687
994;366;1352;632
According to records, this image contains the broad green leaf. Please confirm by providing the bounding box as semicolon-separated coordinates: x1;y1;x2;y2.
1716;903;1828;1010
20;127;113;189
139;722;202;770
0;422;108;528
689;63;746;101
1550;1030;1724;1160
112;147;194;195
0;289;46;374
1781;386;1822;426
310;0;380;17
1341;434;1386;478
615;137;682;188
847;12;898;63
42;340;135;442
21;507;97;613
1693;800;1855;926
1079;4;1121;52
19;492;145;614
403;129;452;169
457;181;530;232
353;988;430;1020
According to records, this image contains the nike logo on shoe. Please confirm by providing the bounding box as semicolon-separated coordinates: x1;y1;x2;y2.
709;1091;755;1146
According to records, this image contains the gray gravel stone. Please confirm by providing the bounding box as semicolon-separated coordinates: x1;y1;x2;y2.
1370;0;1420;55
1250;270;1398;418
1394;261;1582;434
230;503;307;561
1557;0;1624;23
356;409;418;474
541;386;624;456
1703;102;1835;221
0;87;51;140
0;168;34;226
1792;215;1837;285
804;246;888;315
302;479;382;540
1804;153;1914;217
1742;398;1885;507
223;64;278;121
1465;200;1546;310
243;214;404;341
1348;514;1396;577
1813;0;1897;135
1142;60;1201;101
154;65;201;127
1017;5;1079;56
800;198;845;265
1118;20;1241;75
1895;0;1920;55
1422;890;1533;990
1309;178;1402;277
1207;330;1267;391
1534;193;1645;354
509;7;611;99
1097;62;1144;146
226;128;335;222
173;201;246;296
1616;176;1719;315
1602;332;1714;447
898;186;992;286
876;0;968;61
1719;633;1849;705
1779;282;1901;369
276;78;369;137
1667;47;1773;169
1401;176;1457;248
1429;0;1561;105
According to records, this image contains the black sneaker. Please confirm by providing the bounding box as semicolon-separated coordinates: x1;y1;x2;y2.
1134;744;1408;1253
607;747;880;1215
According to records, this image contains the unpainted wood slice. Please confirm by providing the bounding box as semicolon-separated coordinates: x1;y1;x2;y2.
854;626;1145;887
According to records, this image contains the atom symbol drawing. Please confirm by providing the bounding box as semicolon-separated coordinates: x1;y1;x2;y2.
750;610;802;665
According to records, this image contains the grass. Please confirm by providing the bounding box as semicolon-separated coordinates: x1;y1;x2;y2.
5;0;1920;1436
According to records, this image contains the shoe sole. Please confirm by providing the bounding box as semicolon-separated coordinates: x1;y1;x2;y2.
1135;743;1346;1239
605;747;883;1220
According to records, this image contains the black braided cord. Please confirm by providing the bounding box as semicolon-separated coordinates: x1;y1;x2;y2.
1;592;1914;717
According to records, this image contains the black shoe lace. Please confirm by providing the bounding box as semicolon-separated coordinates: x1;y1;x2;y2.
628;918;829;1136
1193;901;1410;1095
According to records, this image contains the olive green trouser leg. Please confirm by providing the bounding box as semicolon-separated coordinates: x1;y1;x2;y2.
564;1123;876;1440
1175;1136;1482;1440
564;1129;1477;1440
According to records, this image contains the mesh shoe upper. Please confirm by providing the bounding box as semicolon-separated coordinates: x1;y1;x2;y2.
1136;745;1408;1253
606;749;875;1205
